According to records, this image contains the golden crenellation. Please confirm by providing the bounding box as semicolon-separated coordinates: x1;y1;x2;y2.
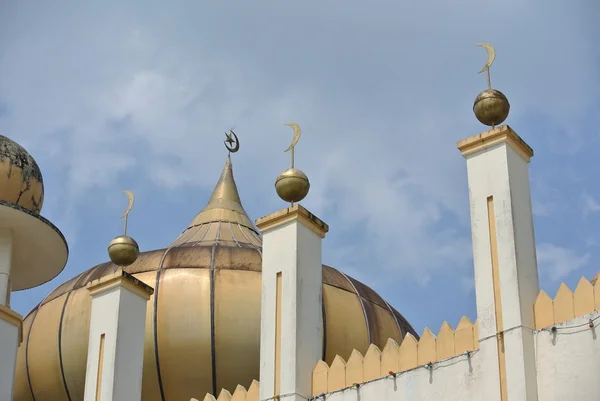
311;317;479;397
199;380;259;401
534;277;600;330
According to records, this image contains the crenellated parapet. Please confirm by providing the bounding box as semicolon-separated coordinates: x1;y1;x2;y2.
197;380;259;401
534;277;600;329
311;317;478;396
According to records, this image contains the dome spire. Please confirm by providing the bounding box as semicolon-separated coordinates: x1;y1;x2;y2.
169;131;261;248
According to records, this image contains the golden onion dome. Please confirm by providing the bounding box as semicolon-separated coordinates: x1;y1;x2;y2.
0;135;44;214
13;155;417;401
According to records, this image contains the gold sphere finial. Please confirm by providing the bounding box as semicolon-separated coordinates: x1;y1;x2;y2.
473;89;510;126
474;43;510;127
107;190;139;267
276;168;310;203
108;235;140;266
276;123;310;205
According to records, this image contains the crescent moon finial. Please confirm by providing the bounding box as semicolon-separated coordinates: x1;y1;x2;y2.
284;122;301;153
477;42;496;90
121;190;135;219
224;129;240;154
121;190;135;236
108;189;140;268
275;122;310;205
473;42;510;128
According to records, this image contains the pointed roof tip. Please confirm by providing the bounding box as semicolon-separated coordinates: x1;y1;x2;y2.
168;155;262;249
206;154;241;205
190;155;254;229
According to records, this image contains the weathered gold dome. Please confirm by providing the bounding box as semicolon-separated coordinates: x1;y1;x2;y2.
13;155;417;401
0;135;44;214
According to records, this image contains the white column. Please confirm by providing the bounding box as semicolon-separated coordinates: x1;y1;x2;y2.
458;125;539;401
256;204;329;401
0;304;22;401
0;228;13;306
83;269;154;401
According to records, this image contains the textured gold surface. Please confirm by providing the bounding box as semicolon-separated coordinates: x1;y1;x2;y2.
107;235;140;267
322;284;369;363
473;89;510;127
214;269;262;393
136;271;162;401
27;293;69;400
0;136;44;214
156;268;212;401
61;282;93;401
13;155;416;401
275;168;310;204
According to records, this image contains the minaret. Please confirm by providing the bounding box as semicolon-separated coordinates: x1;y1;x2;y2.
257;123;328;401
0;135;68;400
83;191;154;401
458;44;539;401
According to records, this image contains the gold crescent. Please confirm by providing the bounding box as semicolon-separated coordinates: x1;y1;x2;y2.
477;42;496;74
284;122;301;152
224;130;240;153
121;190;135;219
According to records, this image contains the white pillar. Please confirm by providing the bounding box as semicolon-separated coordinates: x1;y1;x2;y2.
256;204;329;401
0;304;22;401
83;269;154;401
0;228;13;306
458;125;539;401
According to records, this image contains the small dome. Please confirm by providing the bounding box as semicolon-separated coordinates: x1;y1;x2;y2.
0;135;44;214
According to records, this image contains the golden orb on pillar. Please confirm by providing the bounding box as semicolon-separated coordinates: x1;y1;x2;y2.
108;235;140;266
473;89;510;127
275;168;310;203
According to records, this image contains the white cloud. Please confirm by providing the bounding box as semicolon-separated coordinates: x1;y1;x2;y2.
0;0;597;294
536;243;591;282
582;192;600;215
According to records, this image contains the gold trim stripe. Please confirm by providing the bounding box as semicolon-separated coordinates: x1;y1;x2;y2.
95;333;105;401
458;125;534;163
487;197;507;401
274;272;282;396
256;204;329;239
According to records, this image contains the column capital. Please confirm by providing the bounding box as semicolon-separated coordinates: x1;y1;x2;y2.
457;125;534;162
86;269;154;300
256;204;329;238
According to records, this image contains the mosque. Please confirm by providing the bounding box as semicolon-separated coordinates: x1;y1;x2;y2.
1;44;599;401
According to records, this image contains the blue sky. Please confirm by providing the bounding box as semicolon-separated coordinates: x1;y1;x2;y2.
1;1;599;335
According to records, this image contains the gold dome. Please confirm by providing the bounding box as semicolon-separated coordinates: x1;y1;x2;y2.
13;155;417;401
0;135;44;214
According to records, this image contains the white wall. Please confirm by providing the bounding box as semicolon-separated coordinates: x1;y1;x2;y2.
535;311;600;401
315;311;600;401
320;352;481;401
